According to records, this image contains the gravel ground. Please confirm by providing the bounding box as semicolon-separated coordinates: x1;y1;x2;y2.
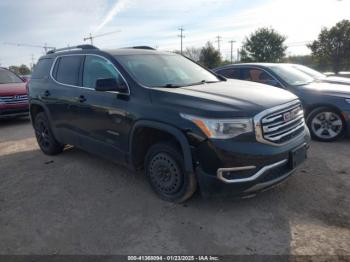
0;117;349;255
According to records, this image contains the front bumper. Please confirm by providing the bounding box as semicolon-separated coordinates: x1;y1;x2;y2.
193;127;310;198
0;106;29;119
343;110;350;137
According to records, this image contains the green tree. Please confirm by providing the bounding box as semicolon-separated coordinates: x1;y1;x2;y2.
199;42;222;68
182;47;201;62
9;66;20;75
9;64;31;75
308;20;350;73
240;27;287;62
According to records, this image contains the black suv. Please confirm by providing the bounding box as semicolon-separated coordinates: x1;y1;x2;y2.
29;45;310;202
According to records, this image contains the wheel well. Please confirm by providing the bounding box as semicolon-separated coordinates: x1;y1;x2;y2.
305;104;344;121
30;104;44;123
131;127;182;170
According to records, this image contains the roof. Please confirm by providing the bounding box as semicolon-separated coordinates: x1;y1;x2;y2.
214;62;290;71
102;48;174;56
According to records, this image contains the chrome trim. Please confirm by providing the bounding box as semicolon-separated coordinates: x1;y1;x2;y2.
254;100;305;146
264;120;305;141
217;159;288;184
263;112;304;132
49;54;130;95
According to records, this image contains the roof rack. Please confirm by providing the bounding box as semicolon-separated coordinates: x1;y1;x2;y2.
122;46;155;50
47;45;98;54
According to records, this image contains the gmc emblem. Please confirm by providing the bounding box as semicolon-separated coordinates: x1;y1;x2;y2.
283;108;300;122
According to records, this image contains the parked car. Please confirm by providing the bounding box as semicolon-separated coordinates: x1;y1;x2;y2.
214;63;350;142
20;74;31;82
29;45;310;202
0;67;29;119
291;64;350;86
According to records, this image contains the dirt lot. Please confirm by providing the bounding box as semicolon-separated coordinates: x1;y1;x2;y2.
0;118;349;255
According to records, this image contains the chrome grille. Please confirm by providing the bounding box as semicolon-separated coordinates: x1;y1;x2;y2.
255;100;305;145
0;95;28;105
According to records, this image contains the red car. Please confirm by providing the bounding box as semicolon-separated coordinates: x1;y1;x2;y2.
0;67;29;119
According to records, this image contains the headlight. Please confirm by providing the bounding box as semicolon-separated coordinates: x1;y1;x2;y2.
346;99;350;104
180;113;253;139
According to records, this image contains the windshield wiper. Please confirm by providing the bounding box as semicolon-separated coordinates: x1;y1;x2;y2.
183;80;220;87
156;84;182;88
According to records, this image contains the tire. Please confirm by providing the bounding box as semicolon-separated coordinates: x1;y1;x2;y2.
145;142;197;203
34;112;64;155
306;107;345;142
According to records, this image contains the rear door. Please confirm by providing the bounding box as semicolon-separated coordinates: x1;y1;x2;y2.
49;55;84;144
74;55;130;161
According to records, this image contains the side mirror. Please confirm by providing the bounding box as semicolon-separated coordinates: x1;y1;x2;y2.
95;78;128;93
265;79;281;87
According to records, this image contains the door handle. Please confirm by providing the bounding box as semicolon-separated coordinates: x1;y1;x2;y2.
44;90;50;97
78;95;86;103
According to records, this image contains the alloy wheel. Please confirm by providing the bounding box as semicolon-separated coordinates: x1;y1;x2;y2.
311;111;343;140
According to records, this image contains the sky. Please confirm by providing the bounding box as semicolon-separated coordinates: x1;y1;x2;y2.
0;0;349;67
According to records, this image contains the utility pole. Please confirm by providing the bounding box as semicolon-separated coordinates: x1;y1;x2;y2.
228;40;236;63
178;26;185;54
216;35;222;53
84;33;94;45
30;54;35;70
83;30;121;46
237;48;240;62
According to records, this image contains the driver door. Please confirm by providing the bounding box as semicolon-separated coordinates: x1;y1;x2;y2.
75;55;130;161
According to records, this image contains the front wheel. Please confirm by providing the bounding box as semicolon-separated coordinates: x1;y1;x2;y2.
307;107;345;142
145;142;197;203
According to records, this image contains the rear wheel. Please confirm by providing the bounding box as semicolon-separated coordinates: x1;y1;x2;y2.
307;107;345;142
34;112;64;155
145;142;197;203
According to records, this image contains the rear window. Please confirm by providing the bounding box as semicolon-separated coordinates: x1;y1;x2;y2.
55;56;82;86
0;69;23;84
31;58;53;79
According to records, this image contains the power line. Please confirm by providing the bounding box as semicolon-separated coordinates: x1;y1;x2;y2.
3;42;55;53
178;26;185;54
216;35;222;53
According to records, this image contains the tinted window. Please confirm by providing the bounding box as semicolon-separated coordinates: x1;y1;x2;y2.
83;56;124;89
217;68;240;79
31;59;52;79
241;68;274;84
269;65;314;86
116;54;219;87
0;69;23;84
55;56;82;86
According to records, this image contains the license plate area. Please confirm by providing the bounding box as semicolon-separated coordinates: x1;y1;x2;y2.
289;144;307;169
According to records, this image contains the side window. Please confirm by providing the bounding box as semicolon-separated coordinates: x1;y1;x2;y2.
55;56;82;86
241;68;274;84
83;56;124;89
217;68;240;79
31;58;53;79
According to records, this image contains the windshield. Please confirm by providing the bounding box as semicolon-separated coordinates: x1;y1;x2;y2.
292;64;325;79
0;69;23;84
115;53;219;87
269;65;314;86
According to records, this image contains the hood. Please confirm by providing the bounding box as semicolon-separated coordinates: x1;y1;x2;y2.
323;76;350;85
301;82;350;98
151;79;298;118
0;83;27;96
